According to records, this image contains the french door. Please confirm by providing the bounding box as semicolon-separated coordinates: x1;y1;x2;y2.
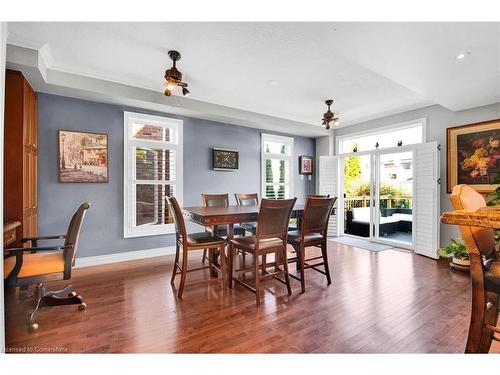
320;141;440;258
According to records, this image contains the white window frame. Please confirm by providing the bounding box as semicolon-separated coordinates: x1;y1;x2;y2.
123;111;183;238
261;133;294;199
335;118;427;155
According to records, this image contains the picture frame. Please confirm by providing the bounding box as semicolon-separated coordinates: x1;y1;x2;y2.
58;130;109;183
212;147;239;171
299;155;313;175
447;119;500;193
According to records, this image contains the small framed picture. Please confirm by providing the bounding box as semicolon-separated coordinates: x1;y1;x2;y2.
58;130;109;183
212;147;239;171
299;155;313;175
447;119;500;193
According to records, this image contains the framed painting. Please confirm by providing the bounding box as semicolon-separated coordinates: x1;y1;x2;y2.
212;147;239;171
58;130;109;183
447;119;500;193
299;155;313;175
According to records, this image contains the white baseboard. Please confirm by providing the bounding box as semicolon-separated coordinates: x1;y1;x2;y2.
75;246;176;268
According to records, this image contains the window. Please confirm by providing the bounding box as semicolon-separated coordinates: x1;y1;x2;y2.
124;112;183;237
261;133;294;199
337;119;425;154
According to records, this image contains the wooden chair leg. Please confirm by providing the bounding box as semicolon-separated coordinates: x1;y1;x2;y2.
202;249;208;264
177;249;189;299
262;254;267;275
298;244;306;293
321;242;332;285
228;245;235;288
282;250;292;296
478;291;499;353
466;255;488;353
254;254;261;306
171;242;180;284
219;244;226;288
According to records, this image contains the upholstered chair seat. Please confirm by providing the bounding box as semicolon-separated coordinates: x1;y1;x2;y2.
286;230;323;244
186;232;226;246
4;252;65;279
230;236;283;252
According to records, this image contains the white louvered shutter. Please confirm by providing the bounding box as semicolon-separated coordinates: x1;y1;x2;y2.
319;156;339;237
413;141;440;259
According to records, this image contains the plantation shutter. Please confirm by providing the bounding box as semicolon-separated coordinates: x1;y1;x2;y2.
319;156;339;237
413;141;440;259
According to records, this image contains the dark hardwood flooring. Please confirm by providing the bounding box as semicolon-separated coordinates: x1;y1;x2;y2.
5;242;499;353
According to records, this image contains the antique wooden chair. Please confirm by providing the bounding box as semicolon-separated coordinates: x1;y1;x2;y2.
201;193;245;263
167;197;227;299
3;202;90;332
234;193;259;235
450;184;500;353
229;198;296;305
287;196;337;293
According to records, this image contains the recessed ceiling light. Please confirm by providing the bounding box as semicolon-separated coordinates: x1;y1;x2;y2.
267;80;279;86
456;52;470;60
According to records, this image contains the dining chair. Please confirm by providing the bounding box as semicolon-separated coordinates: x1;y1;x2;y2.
167;197;227;299
201;193;246;263
229;198;296;305
234;193;259;235
308;194;330;198
4;202;90;332
450;184;500;353
287;196;337;293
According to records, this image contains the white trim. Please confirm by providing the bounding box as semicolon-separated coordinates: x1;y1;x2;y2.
123;111;183;238
75;246;176;268
335;118;427;155
261;133;294;200
0;21;7;353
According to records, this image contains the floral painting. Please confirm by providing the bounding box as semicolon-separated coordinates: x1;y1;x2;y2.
299;155;313;175
447;119;500;193
58;130;108;183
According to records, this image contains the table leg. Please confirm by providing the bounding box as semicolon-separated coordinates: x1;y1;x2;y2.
226;223;234;286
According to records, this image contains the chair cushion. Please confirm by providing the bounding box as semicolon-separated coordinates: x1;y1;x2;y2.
186;232;226;247
230;235;283;253
287;230;324;244
485;258;500;293
4;252;65;279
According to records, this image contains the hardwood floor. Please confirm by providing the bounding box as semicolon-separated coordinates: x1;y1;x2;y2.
4;241;499;353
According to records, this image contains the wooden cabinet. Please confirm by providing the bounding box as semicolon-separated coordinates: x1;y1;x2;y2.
4;70;38;247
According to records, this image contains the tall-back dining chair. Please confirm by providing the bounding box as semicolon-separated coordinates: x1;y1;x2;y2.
450;184;500;353
200;193;245;263
235;193;259;235
229;198;296;305
167;197;227;299
3;202;90;332
308;194;330;198
287;196;337;292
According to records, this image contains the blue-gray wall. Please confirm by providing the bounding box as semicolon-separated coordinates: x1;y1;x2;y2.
38;94;316;258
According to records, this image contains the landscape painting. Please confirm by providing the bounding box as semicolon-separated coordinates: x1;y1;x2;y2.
447;119;500;192
58;130;108;183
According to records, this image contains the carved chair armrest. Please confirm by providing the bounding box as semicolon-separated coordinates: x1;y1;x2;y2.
4;245;70;255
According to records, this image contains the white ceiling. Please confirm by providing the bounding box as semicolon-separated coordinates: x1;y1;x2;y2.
6;22;500;132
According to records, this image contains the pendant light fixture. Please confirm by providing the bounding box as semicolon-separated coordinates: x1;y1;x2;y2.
164;50;190;97
321;99;339;129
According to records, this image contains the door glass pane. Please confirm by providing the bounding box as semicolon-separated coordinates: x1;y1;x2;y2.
264;141;288;155
135;184;175;226
135;147;176;181
377;152;413;244
343;154;371;238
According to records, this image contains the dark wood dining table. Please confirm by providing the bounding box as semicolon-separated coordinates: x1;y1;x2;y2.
182;204;306;276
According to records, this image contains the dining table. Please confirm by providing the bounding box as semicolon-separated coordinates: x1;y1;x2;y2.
183;203;307;276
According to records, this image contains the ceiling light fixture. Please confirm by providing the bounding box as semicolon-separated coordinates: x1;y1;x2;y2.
321;99;339;130
164;50;190;97
456;51;470;60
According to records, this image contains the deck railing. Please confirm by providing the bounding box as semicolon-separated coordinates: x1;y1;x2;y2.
344;195;413;211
